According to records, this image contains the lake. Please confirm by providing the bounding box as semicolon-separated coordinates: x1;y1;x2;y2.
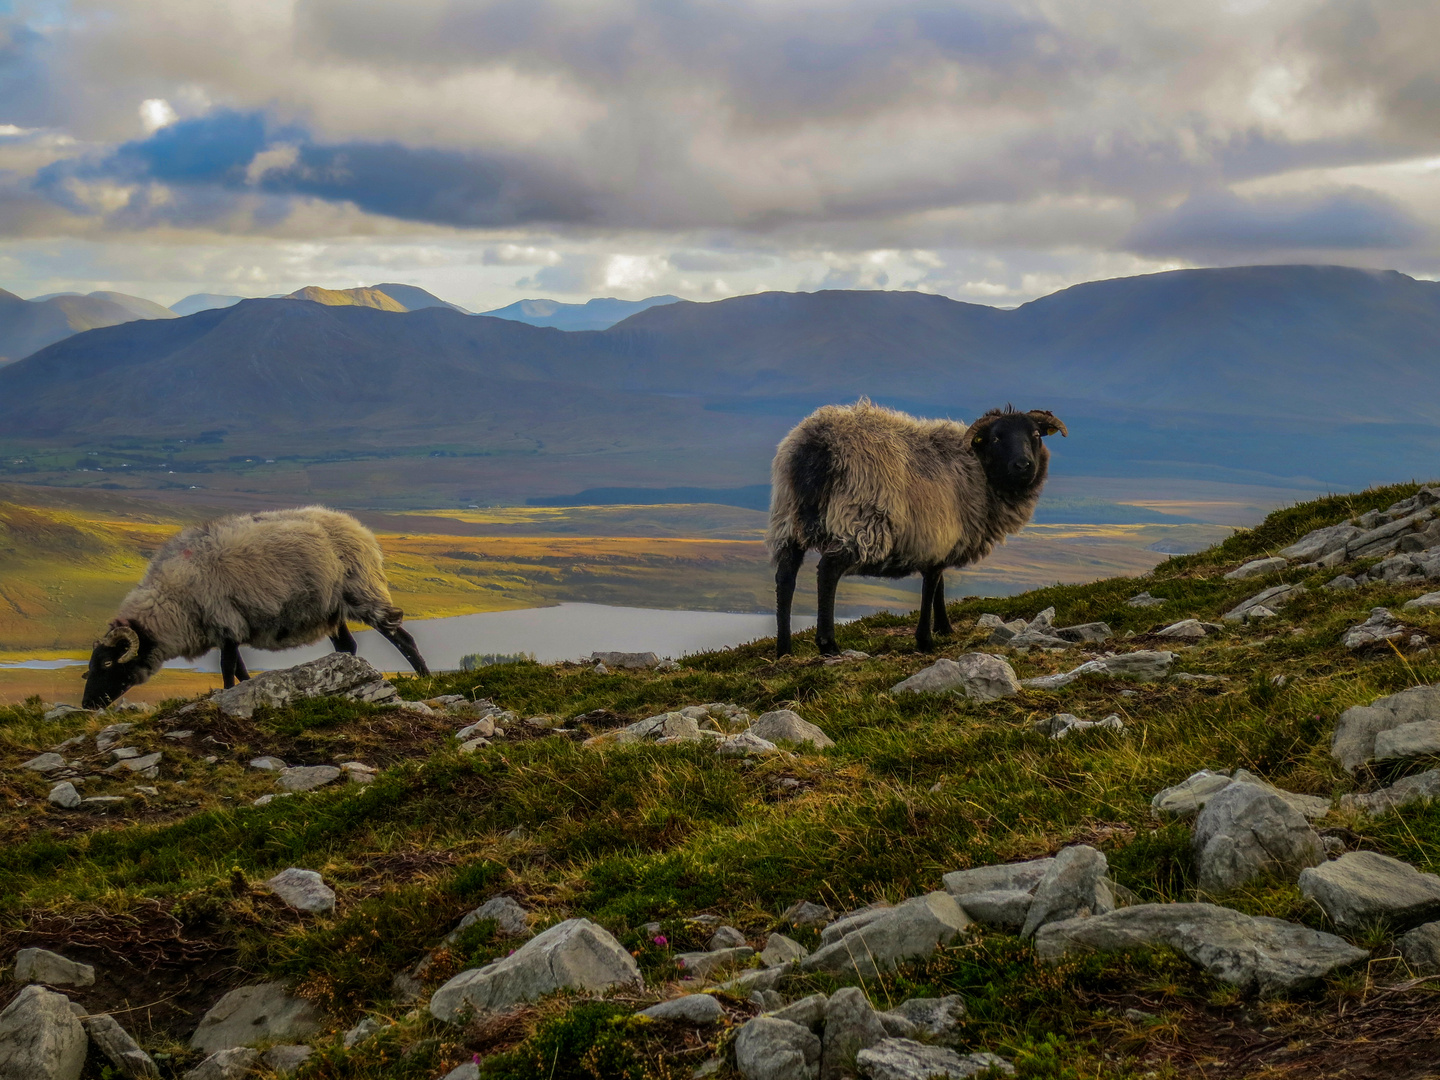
2;603;821;673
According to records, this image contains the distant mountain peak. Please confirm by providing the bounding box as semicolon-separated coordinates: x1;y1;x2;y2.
286;285;408;312
480;294;683;331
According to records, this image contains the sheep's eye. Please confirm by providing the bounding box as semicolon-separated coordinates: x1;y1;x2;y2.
103;660;113;668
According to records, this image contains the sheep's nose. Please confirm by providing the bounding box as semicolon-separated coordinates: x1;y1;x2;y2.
1012;458;1033;473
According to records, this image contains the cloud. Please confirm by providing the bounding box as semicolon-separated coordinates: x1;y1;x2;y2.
1126;188;1427;256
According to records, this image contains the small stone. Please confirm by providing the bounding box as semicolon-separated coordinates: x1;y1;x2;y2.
1342;607;1416;651
1021;845;1113;937
892;996;966;1042
590;651;660;669
734;1017;821;1080
803;893;969;979
1341;768;1440;815
82;1012;159;1078
252;793;295;807
760;933;808;968
767;993;828;1030
1326;574;1358;591
674;947;755;979
783;900;834;928
890;654;1021;700
1033;713;1124;740
163;729;194;740
262;1045;312;1076
113;752;161;779
343;1017;382;1049
1298;850;1440;933
952;889;1032;928
1398;921;1440;974
13;948;95;987
81;796;126;807
1225;557;1288;581
1150;770;1234;819
943;857;1053;897
1374;720;1440;762
22;753;67;773
47;782;81;809
1156;619;1207;640
340;762;377;784
248;756;286;771
593;662;610;674
749;710;835;749
451;896;530;940
210;653;398;717
1020;651;1174;690
821;987;886;1080
184;1048;259;1080
109;746;140;761
456;717;495;740
855;1039;1014;1079
458;737;490;753
276;765;342;792
709;926;746;950
1222;583;1306;622
639;995;725;1024
44;704;90;722
441;1065;479;1080
1405;591;1440;610
265;868;336;913
1127;592;1167;607
716;731;779;757
189;983;320;1054
1192;782;1324;894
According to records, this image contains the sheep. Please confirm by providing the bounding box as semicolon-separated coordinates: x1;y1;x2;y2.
767;399;1067;656
82;506;429;709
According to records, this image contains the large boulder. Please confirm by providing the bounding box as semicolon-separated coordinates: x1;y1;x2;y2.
430;918;641;1022
1034;903;1367;997
803;893;969;980
943;857;1053;898
1020;845;1113;938
189;982;320;1054
1331;685;1440;773
1374;720;1440;762
1191;782;1325;894
1152;769;1329;822
750;710;834;749
890;655;1020;701
1225;557;1288;581
210;653;398;718
0;986;87;1080
855;1040;1014;1079
735;1017;821;1080
820;988;886;1080
1298;851;1440;933
12;949;94;987
1280;523;1365;561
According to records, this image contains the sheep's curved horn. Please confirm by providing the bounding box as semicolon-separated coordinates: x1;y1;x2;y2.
1028;410;1068;437
103;624;141;664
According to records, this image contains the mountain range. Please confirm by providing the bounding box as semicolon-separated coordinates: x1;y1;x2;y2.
0;289;177;364
1;265;1438;498
476;294;681;330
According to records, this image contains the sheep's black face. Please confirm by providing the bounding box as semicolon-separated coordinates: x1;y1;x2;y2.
82;623;159;710
971;409;1067;495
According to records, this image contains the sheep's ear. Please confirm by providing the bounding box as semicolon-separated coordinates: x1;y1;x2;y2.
1028;410;1068;437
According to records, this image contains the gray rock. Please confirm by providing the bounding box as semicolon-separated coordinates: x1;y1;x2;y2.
189;982;320;1054
1331;685;1440;773
1374;720;1440;762
716;731;779;757
82;1013;159;1078
892;996;966;1041
430;918;642;1022
1341;769;1440;815
803;893;969;979
248;756;286;771
1298;850;1440;933
783;901;834;928
1222;583;1306;622
43;704;89;723
821;987;886;1080
1225;557;1288;581
1127;592;1166;607
1155;619;1208;640
47;783;81;809
1227;769;1331;821
13;949;94;987
340;761;377;783
107;751;161;779
1020;651;1174;690
890;654;1020;701
275;765;342;792
709;926;747;951
735;1017;821;1080
943;857;1053;898
1326;574;1358;591
750;710;835;749
768;994;828;1031
1051;622;1113;643
1033;713;1124;740
94;722;133;751
761;933;809;968
452;896;529;940
210;653;398;719
442;1066;480;1080
820;905;894;946
674;946;754;978
109;747;141;761
591;651;660;669
266;868;335;913
1281;523;1365;562
0;985;86;1080
1343;607;1418;651
262;1045;312;1076
1399;921;1440;974
82;797;126;808
342;1017;382;1049
1021;845;1113;937
22;753;67;773
855;1040;1014;1080
458;737;490;753
456;716;496;741
1151;770;1234;819
1192;782;1324;894
953;889;1032;928
713;965;790;996
183;1048;259;1080
1349;510;1437;560
1034;903;1367;996
1006;629;1076;650
639;994;724;1023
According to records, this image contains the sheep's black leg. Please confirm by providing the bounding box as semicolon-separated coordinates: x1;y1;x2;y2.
330;622;358;655
815;551;854;656
918;570;937;653
220;641;241;689
932;572;952;636
774;541;804;657
234;650;250;682
373;621;430;676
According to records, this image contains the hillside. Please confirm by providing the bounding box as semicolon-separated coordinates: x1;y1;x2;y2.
6;483;1440;1077
480;294;681;330
170;293;245;316
284;286;408;312
0;289;169;365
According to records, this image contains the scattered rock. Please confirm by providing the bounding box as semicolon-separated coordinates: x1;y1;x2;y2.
261;1044;312;1076
82;1013;159;1078
891;996;966;1042
209;653;398;719
639;995;725;1024
456;717;494;740
1222;583;1306;622
1281;523;1366;562
47;782;81;809
43;704;89;723
340;761;377;784
107;751;161;779
183;1048;259;1080
1020;651;1174;690
855;1040;1014;1079
430;918;642;1022
1155;619;1208;641
1033;713;1124;740
1034;903;1367;996
1051;622;1113;644
190;982;320;1054
1374;720;1440;762
1398;921;1440;974
783;901;834;928
441;1065;480;1080
82;796;125;808
1331;685;1440;773
761;933;809;968
248;756;286;771
0;985;86;1080
1192;782;1324;894
266;868;336;913
452;896;529;940
734;1017;821;1080
276;765;343;792
22;753;67;774
820;904;894;945
591;651;660;670
1150;770;1234;819
1326;575;1358;591
943;857;1053;898
1343;607;1424;651
820;987;886;1080
953;889;1032;929
1406;591;1440;610
716;731;780;757
750;710;835;749
13;948;95;987
1340;769;1440;815
94;722;133;751
709;926;747;951
458;737;490;753
1021;845;1113;938
1127;592;1167;608
674;947;755;979
342;1017;382;1049
252;793;293;807
1225;557;1288;581
890;654;1020;700
803;892;969;979
1298;850;1440;933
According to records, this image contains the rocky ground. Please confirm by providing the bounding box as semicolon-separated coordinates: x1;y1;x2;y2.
7;482;1440;1078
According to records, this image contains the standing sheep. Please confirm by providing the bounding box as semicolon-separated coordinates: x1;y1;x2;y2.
767;400;1066;656
82;506;428;709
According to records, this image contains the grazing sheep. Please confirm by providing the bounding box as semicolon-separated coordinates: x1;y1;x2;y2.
767;400;1066;655
82;506;428;709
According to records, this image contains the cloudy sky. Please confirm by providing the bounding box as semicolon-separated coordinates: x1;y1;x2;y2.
1;0;1438;309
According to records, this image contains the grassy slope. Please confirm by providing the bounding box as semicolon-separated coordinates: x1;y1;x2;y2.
4;483;1440;1077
